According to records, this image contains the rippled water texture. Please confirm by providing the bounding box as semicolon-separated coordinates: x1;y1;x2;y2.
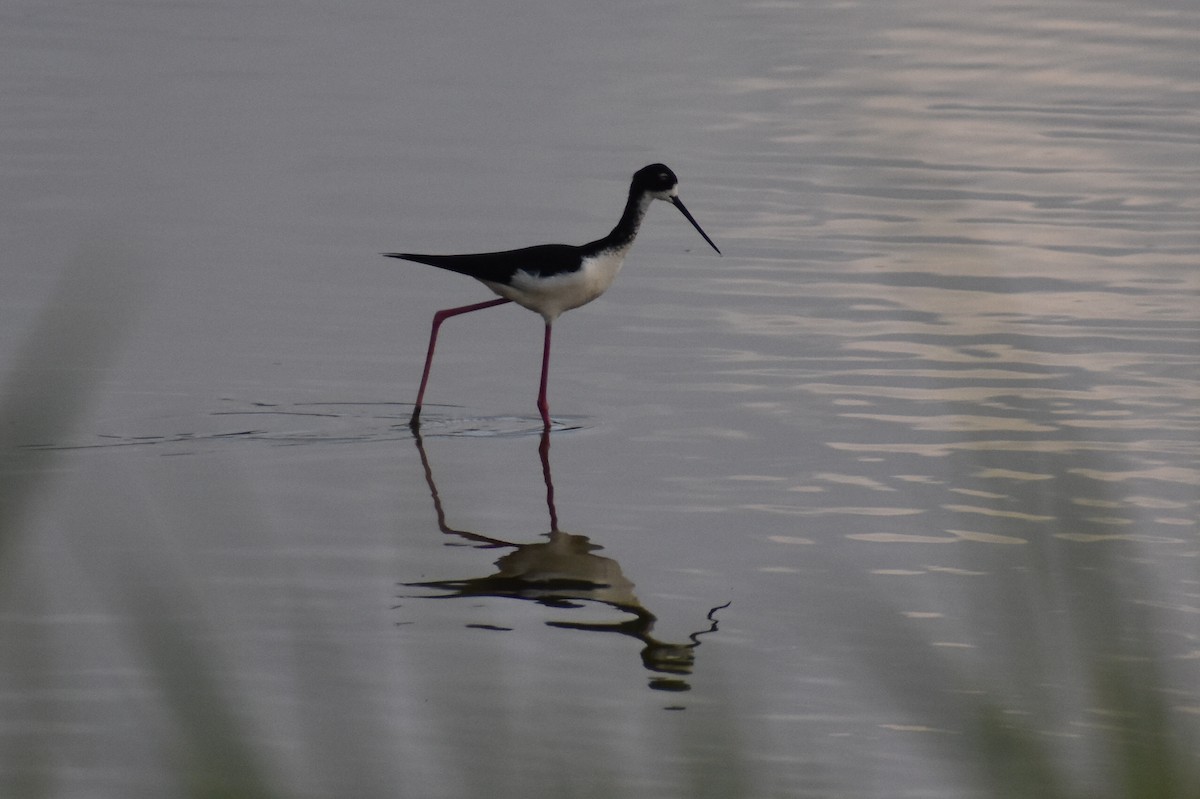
2;0;1198;797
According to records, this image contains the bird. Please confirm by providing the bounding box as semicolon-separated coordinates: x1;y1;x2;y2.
384;163;721;430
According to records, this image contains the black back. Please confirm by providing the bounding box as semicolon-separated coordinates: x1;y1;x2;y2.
383;244;585;284
384;163;687;283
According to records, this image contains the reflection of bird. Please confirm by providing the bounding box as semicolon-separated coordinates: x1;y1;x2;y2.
406;429;728;693
385;164;721;429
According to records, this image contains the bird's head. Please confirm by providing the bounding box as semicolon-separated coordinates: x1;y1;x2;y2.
632;163;721;255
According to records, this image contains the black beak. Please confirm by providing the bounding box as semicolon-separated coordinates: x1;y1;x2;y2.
671;196;721;255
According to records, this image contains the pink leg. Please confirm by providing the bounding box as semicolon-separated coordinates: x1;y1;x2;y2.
410;297;511;427
537;323;552;429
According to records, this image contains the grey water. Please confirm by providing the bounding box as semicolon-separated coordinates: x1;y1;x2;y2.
2;0;1198;797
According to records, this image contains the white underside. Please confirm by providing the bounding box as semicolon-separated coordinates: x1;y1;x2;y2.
483;245;631;324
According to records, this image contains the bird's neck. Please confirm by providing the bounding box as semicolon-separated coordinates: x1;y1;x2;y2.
592;189;654;254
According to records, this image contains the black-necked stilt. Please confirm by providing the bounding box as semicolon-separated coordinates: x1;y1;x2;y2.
386;163;720;429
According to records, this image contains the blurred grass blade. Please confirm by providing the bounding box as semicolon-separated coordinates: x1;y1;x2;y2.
0;240;140;559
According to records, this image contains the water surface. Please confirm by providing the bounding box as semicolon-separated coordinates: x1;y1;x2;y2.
2;0;1198;797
